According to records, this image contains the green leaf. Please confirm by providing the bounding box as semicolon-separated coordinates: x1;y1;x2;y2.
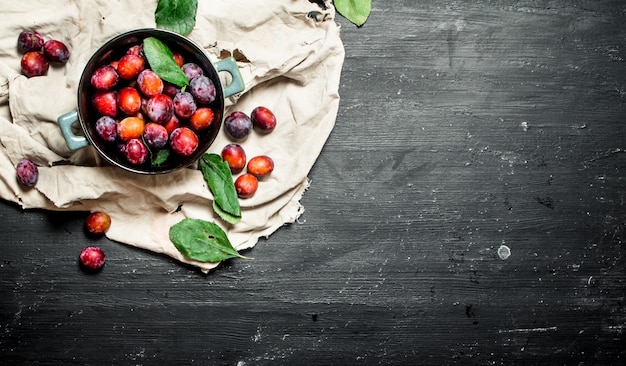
334;0;371;27
143;37;189;87
155;0;198;36
151;148;171;167
212;201;241;225
199;153;242;223
169;218;249;262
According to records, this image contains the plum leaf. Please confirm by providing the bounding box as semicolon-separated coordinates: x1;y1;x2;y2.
155;0;198;36
169;218;249;262
334;0;371;27
143;37;189;87
212;201;241;225
150;147;171;167
200;153;242;224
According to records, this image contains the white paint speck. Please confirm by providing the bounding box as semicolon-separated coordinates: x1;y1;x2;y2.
521;121;529;131
253;327;262;342
497;245;511;260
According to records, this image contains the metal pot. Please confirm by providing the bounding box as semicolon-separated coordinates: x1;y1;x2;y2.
57;28;244;174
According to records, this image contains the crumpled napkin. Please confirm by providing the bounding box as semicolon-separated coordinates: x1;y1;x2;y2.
0;0;344;272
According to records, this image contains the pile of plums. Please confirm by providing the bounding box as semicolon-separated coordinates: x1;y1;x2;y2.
221;106;277;198
18;30;70;77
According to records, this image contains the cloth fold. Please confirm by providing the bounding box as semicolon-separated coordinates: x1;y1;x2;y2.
0;0;344;272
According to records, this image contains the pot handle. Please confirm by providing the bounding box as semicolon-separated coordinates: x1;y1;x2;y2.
57;109;89;151
215;57;245;98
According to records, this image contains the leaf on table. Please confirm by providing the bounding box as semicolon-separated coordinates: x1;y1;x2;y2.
169;218;250;262
143;37;189;87
334;0;371;27
155;0;198;36
200;153;242;224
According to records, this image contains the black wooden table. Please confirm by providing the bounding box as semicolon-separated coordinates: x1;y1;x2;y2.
2;1;625;364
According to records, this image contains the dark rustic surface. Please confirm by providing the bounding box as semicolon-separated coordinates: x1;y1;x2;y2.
1;1;625;364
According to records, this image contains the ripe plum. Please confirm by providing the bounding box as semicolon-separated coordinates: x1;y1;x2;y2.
117;116;145;141
117;54;145;80
124;138;148;164
251;106;277;133
247;155;274;177
163;115;181;134
221;143;246;173
117;87;142;115
17;30;44;53
91;65;119;90
79;246;106;271
43;40;70;64
172;52;184;67
92;90;118;117
224;111;252;140
143;122;169;149
163;83;181;98
169;127;198;156
145;94;174;124
172;91;197;119
16;159;39;187
20;51;49;77
189;75;216;104
182;62;203;80
85;211;111;236
235;173;258;198
137;69;164;97
189;107;214;131
126;44;143;56
95;116;118;142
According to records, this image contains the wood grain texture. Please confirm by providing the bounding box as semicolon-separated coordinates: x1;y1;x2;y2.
1;1;625;364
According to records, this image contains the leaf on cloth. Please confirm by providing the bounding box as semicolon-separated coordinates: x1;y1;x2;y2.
334;0;371;27
200;153;242;224
169;218;250;262
143;37;189;87
155;0;198;36
212;201;241;226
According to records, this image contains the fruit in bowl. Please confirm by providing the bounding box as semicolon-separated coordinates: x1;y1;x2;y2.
57;28;244;175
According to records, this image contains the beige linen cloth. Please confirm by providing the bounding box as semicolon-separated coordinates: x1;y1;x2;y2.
0;0;344;272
